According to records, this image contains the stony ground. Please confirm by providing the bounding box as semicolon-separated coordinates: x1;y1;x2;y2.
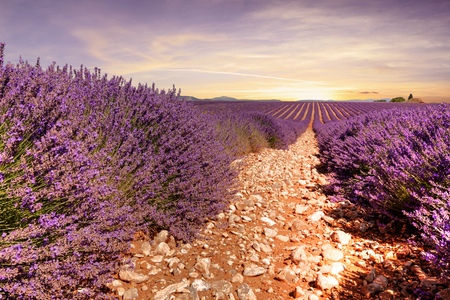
104;126;450;300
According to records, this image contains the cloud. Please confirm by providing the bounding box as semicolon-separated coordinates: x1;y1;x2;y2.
168;68;330;85
3;0;449;101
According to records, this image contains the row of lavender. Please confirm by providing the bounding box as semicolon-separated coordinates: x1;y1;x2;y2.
252;100;425;124
0;45;238;299
315;103;450;286
191;101;312;155
191;101;426;151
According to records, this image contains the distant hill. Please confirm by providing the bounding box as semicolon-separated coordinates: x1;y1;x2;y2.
296;99;334;102
180;96;392;102
344;98;391;102
179;96;282;102
296;98;391;102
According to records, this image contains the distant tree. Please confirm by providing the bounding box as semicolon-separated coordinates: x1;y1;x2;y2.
390;97;406;102
374;100;387;102
408;94;413;100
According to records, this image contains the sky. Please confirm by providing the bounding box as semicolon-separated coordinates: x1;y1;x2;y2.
1;0;449;102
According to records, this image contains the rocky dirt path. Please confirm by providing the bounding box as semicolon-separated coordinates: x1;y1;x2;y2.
104;126;450;300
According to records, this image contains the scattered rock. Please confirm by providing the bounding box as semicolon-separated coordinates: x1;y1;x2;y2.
243;265;266;277
358;223;368;233
237;283;257;300
154;279;190;300
276;235;289;242
379;289;394;300
291;219;308;232
365;268;377;283
291;246;308;264
122;288;139;300
264;228;277;238
276;268;299;283
421;277;440;286
308;211;324;222
248;195;263;203
373;275;388;288
210;280;233;299
155;242;170;255
436;288;450;300
322;249;344;262
118;269;149;284
315;274;339;290
260;217;276;226
331;231;351;245
194;257;211;275
231;273;244;283
295;205;308;214
360;283;384;297
294;286;305;298
330;262;345;275
191;279;211;292
154;230;169;244
141;242;151;256
396;246;411;258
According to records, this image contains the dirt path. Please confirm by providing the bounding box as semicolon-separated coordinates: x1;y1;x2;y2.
104;125;449;300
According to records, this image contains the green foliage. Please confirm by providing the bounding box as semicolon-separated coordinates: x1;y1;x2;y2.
390;97;405;102
408;94;413;100
374;100;387;102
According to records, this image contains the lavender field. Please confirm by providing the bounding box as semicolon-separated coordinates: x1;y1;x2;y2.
1;43;449;299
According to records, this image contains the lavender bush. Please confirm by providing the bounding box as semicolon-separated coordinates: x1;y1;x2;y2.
195;101;310;155
0;43;237;299
315;103;450;283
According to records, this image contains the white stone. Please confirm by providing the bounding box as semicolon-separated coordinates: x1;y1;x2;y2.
252;241;261;252
259;243;273;253
194;257;211;275
330;262;345;275
111;279;123;287
123;288;139;300
243;266;266;277
309;294;320;300
231;273;244;283
322;249;344;262
331;231;351;245
260;217;276;226
291;246;308;264
154;230;169;244
191;279;211;291
264;228;278;238
117;287;125;296
168;257;180;269
118;269;149;284
141;242;151;256
151;255;164;263
148;266;161;276
210;280;233;299
308;211;324;222
155;242;170;255
295;205;308;214
241;216;252;222
237;283;257;300
315;274;339;290
154;279;190;300
248;195;263;203
276;235;290;242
